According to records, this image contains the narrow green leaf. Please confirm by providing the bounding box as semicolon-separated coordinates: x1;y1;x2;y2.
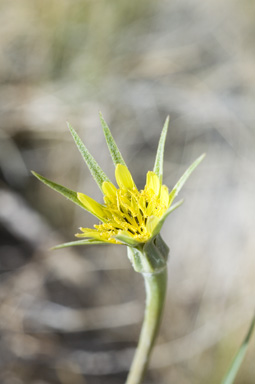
52;239;109;250
221;314;255;384
153;116;169;182
32;171;85;210
152;199;184;237
168;153;206;206
99;112;127;166
67;122;110;191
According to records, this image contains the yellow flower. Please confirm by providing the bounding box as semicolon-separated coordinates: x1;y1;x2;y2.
32;114;205;249
77;165;170;244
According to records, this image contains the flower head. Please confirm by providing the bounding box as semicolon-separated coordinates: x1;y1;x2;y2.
32;115;205;249
77;165;170;244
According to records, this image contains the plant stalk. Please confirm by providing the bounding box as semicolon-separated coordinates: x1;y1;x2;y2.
125;267;167;384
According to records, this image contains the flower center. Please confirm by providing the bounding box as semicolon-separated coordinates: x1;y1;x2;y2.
94;187;168;243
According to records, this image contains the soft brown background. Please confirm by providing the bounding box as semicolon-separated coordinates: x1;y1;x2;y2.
0;1;255;383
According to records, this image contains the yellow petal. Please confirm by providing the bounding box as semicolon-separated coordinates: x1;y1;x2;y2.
102;181;117;201
77;193;107;221
76;228;101;239
160;185;169;206
115;164;136;190
76;228;117;243
145;171;160;195
146;216;160;234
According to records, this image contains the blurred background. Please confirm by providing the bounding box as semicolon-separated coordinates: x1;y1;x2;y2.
1;0;255;383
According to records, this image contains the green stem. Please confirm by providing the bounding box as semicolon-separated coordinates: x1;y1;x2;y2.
126;267;168;384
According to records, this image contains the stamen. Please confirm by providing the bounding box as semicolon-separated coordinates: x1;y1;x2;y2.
92;179;169;244
124;217;132;225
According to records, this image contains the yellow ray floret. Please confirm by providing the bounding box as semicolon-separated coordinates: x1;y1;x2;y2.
77;165;170;244
115;164;137;190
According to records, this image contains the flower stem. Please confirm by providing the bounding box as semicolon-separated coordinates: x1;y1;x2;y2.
126;267;168;384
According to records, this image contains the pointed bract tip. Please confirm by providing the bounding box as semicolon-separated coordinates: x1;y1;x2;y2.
198;153;206;162
67;121;75;132
99;111;106;123
31;170;40;179
153;116;170;179
99;112;108;128
163;115;170;129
